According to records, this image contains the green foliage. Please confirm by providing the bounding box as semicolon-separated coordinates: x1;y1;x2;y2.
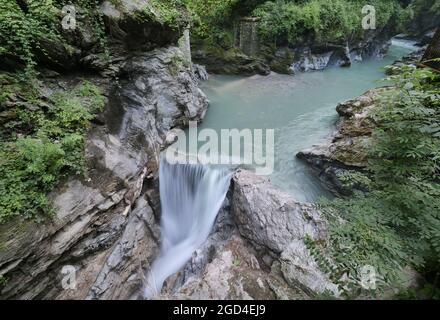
139;0;188;28
253;0;406;46
0;0;109;76
185;0;239;47
0;0;59;76
396;282;440;299
74;80;106;113
309;66;440;297
0;78;104;223
184;0;410;48
337;170;373;191
72;0;110;60
0;275;7;287
406;0;440;23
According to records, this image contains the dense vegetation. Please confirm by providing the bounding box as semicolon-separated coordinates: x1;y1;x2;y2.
185;0;410;48
407;0;440;33
253;0;408;46
1;0;440;299
0;0;106;77
0;0;183;223
1;0;437;73
307;64;440;298
0;76;105;223
0;0;187;76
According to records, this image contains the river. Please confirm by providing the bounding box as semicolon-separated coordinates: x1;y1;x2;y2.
144;39;418;297
198;39;418;202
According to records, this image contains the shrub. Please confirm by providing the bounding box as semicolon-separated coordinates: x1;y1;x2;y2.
309;65;440;297
0;0;109;76
0;79;104;223
253;0;406;46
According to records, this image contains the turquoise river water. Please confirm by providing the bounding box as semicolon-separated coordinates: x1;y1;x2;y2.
197;39;418;202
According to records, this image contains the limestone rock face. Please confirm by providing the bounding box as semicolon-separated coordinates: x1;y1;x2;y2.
231;170;337;295
297;88;387;195
0;46;208;300
161;170;337;300
84;197;159;300
232;171;326;254
193;64;209;82
290;50;336;73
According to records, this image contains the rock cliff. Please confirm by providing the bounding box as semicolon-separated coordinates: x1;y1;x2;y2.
160;170;338;300
0;0;208;299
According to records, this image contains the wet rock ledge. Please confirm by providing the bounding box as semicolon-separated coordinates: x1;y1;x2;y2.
160;170;338;300
296;88;387;196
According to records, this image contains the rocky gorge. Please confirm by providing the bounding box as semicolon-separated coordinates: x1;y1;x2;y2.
0;0;209;299
159;170;337;300
0;0;342;300
1;0;438;301
0;44;208;299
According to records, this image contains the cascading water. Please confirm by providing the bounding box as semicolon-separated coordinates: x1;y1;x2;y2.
144;155;233;298
142;39;419;298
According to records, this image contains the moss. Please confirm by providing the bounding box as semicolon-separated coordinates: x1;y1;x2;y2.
135;0;189;30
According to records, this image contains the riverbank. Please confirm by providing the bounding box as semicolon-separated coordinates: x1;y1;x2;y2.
296;45;440;298
296;47;426;196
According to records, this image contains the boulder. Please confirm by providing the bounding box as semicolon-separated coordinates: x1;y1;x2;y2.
231;170;337;295
161;170;338;299
164;234;306;300
99;0;188;51
297;88;387;195
192;46;270;76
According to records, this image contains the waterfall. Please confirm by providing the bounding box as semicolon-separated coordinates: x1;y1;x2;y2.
144;155;233;298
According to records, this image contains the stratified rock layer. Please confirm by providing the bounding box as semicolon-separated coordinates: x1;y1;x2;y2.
0;46;208;300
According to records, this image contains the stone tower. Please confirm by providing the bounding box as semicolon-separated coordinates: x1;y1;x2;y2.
238;17;260;57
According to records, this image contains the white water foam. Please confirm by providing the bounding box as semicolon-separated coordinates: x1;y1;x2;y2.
144;155;232;298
